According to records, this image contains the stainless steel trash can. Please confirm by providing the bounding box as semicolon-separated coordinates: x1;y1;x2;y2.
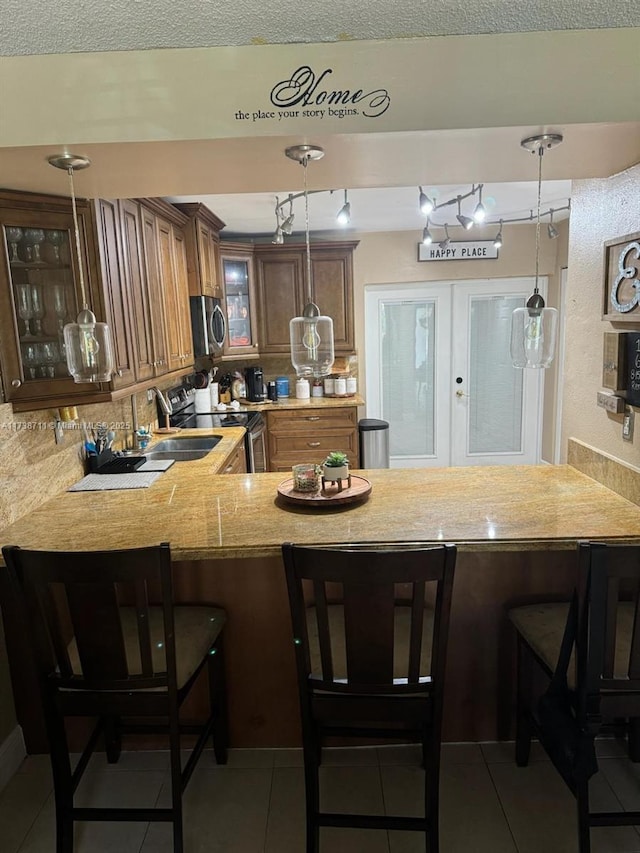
358;419;390;468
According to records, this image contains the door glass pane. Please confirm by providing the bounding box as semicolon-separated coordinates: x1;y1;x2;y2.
381;301;435;458
468;295;524;454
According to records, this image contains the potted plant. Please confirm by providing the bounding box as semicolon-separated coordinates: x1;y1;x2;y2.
322;451;350;489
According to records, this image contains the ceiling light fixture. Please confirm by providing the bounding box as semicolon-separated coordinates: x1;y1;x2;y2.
473;184;486;223
510;133;563;370
47;154;114;383
547;208;559;239
336;190;351;226
456;196;474;230
418;187;434;216
281;194;295;235
286;144;335;379
422;220;433;245
493;220;503;249
439;224;451;250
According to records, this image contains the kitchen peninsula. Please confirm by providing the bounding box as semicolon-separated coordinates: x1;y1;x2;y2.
1;445;640;753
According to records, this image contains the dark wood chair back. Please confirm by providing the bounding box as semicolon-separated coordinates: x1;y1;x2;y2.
2;542;176;694
579;541;640;719
283;542;456;697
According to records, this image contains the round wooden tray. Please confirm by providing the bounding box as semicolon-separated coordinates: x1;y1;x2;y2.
276;475;372;508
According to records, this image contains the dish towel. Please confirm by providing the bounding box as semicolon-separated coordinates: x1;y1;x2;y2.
68;472;163;491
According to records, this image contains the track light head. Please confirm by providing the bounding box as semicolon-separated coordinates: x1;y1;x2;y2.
272;227;284;245
419;187;434;216
547;209;559;239
438;224;451;250
422;222;433;245
336;190;351;226
456;196;474;230
472;184;486;223
493;220;503;249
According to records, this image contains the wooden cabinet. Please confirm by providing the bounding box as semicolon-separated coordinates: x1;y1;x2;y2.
0;191;104;407
266;406;359;472
0;190;195;410
93;198;190;387
254;241;357;355
220;242;259;357
173;203;225;299
150;205;192;374
221;441;247;474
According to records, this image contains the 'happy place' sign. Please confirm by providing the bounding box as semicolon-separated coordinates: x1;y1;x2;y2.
418;240;499;262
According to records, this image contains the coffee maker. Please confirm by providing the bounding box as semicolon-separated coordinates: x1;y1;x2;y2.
245;366;265;402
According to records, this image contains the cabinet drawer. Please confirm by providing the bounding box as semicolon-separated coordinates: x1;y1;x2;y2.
269;428;358;460
267;407;357;433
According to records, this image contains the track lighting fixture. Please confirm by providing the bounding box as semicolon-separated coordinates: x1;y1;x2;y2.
419;187;434;216
510;133;563;370
493;220;503;249
439;224;451;250
422;220;433;245
473;184;486;223
547;209;559;239
336;190;351;226
456;197;474;230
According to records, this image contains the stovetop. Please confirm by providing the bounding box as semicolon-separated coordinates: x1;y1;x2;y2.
162;386;262;431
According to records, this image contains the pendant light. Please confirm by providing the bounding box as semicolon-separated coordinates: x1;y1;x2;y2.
510;134;562;369
48;154;115;383
286;144;335;379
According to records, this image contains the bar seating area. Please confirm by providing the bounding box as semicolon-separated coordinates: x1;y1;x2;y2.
4;539;640;852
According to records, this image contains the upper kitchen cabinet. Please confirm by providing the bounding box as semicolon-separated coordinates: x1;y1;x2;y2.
220;242;259;357
0;190;104;408
91;197;191;387
254;241;358;354
150;203;193;373
173;203;226;299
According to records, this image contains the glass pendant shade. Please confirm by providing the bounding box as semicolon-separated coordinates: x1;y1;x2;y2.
289;303;334;378
510;303;558;369
63;308;115;382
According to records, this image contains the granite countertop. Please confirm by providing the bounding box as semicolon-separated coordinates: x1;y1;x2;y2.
1;463;640;562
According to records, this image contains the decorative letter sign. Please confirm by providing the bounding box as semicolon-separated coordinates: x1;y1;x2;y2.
603;232;640;321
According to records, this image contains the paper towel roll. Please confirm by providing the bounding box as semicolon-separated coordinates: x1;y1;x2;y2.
195;388;211;414
209;383;219;408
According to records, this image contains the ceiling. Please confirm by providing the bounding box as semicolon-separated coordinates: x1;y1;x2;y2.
0;0;635;57
1;3;637;236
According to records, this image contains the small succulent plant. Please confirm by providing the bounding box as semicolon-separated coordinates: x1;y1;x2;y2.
323;451;349;468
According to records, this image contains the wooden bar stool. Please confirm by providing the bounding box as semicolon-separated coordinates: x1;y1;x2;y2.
282;541;457;853
508;541;640;853
2;541;229;853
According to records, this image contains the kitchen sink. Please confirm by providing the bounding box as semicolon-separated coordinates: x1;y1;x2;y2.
145;435;222;461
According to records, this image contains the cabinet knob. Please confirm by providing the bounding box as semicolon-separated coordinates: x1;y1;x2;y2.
305;416;321;421
307;441;321;447
117;369;123;378
11;378;21;388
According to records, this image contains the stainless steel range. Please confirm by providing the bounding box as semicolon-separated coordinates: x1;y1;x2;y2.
159;383;266;473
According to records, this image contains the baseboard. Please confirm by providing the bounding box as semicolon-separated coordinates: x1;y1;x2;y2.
0;725;26;792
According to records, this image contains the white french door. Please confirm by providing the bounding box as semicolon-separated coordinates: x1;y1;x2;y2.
365;278;545;468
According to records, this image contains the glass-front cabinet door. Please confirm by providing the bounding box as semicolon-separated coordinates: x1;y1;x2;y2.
220;248;258;356
0;206;101;404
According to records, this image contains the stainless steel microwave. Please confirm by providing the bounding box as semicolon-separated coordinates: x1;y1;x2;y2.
190;296;226;357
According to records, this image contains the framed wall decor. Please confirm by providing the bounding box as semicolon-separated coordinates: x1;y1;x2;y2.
603;231;640;321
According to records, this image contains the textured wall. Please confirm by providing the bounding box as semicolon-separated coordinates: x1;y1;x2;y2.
561;164;640;465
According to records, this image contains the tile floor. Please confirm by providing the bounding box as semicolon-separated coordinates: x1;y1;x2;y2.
3;740;640;852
